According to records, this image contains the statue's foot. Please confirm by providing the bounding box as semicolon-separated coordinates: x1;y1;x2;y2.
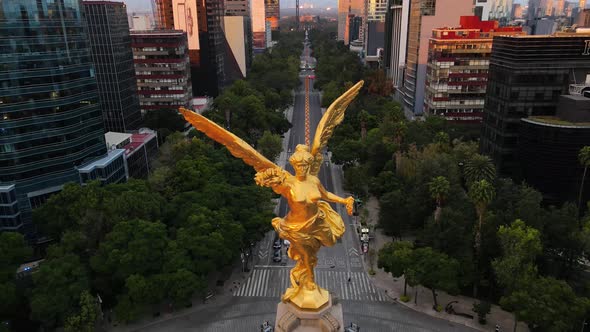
285;284;330;310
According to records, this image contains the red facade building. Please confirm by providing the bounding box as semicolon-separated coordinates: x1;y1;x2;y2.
424;16;524;123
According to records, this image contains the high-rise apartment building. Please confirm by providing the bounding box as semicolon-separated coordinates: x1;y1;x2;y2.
349;15;364;43
265;0;280;30
475;0;492;20
424;16;524;122
338;0;364;45
225;0;249;15
130;30;193;114
223;16;251;78
578;9;590;26
489;0;514;23
131;13;155;30
155;0;175;29
398;0;474;115
480;33;590;176
252;0;267;50
0;0;122;236
84;1;142;133
364;0;388;64
541;0;554;15
196;0;227;96
555;0;565;15
512;4;524;18
384;0;409;88
157;0;227;96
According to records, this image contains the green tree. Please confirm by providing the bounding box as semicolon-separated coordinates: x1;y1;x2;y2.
463;154;496;185
500;276;590;332
378;241;414;296
257;130;283;161
378;190;411;237
492;220;543;332
90;220;168;303
30;254;89;328
578;146;590;221
411;247;460;309
0;232;32;323
64;291;98;332
492;220;542;292
428;176;450;224
164;269;206;306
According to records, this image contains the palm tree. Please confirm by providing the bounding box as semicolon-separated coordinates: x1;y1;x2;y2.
429;176;450;224
578;146;590;224
463;154;496;185
468;179;495;298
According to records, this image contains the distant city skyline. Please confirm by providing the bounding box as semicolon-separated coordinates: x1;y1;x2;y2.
122;0;336;13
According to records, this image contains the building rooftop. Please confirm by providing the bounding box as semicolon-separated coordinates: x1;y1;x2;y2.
78;149;125;172
523;116;590;128
105;131;132;148
124;132;156;156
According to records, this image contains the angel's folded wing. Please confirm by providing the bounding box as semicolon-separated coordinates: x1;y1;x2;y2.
309;81;364;176
179;108;279;172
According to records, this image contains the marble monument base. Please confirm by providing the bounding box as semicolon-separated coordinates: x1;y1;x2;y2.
274;295;343;332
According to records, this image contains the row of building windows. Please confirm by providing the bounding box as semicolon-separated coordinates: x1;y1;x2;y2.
428;99;486;107
138;86;184;91
139;93;187;99
0;138;105;181
0;191;17;205
138;78;186;84
430;43;492;51
0;214;22;228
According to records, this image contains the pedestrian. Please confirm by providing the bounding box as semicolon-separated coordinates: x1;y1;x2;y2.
347;275;351;283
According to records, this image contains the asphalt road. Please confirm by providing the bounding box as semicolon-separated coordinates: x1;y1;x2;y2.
130;41;475;332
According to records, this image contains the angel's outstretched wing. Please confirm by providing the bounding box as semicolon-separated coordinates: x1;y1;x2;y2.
179;107;279;172
309;81;364;176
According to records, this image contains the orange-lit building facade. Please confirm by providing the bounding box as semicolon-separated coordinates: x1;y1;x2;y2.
251;0;266;50
424;16;524;123
265;0;279;30
338;0;364;45
155;0;175;29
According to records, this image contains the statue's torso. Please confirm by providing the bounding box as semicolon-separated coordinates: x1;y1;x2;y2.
284;176;321;222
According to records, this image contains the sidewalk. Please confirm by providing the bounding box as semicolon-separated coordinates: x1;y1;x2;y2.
363;196;529;332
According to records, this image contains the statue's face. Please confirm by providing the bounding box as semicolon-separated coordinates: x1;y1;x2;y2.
293;161;310;177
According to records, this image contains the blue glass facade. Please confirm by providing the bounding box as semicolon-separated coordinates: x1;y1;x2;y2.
0;0;107;235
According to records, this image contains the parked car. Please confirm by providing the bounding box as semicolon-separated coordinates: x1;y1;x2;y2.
273;250;282;262
273;239;282;249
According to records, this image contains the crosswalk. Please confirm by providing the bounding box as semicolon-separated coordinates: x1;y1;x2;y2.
234;268;387;302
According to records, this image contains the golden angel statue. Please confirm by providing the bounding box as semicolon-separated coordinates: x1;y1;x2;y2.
179;80;364;310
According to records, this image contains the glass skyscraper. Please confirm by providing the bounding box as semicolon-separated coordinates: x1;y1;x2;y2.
84;1;142;133
0;0;108;236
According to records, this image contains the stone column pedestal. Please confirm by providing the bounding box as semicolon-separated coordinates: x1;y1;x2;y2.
274;295;343;332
